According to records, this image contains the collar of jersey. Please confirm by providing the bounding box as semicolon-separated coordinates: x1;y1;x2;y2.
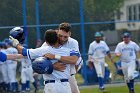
51;45;63;49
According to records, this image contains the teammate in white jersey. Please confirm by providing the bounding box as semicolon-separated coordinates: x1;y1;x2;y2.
20;57;38;92
42;22;82;93
115;32;140;93
9;30;79;93
4;39;18;92
20;44;37;92
88;32;113;93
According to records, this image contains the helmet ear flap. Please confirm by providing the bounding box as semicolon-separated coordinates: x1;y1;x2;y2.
9;27;25;44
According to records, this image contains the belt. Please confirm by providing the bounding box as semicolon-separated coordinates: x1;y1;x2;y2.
44;79;68;84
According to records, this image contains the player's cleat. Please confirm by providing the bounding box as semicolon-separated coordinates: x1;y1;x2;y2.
129;89;135;93
99;88;107;93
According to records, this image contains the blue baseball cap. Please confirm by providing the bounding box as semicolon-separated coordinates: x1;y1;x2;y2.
123;32;130;38
94;32;102;37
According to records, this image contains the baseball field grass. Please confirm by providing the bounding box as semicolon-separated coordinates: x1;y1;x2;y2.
80;84;140;93
37;83;140;93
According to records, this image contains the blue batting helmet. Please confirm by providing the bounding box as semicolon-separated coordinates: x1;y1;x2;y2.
4;39;12;46
0;42;6;49
123;32;131;38
9;27;25;44
32;57;53;74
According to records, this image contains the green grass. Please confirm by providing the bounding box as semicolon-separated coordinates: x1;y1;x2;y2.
75;56;126;84
80;84;140;93
38;84;140;93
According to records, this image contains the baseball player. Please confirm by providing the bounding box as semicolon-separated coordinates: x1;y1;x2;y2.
0;42;11;92
20;44;37;92
115;32;140;93
9;29;79;93
0;42;7;91
4;39;19;92
88;32;114;93
42;22;82;93
20;57;38;92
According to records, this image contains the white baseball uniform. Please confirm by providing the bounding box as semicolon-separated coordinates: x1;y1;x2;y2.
115;41;140;81
88;40;110;78
42;37;81;93
20;58;35;84
6;47;18;83
26;45;79;93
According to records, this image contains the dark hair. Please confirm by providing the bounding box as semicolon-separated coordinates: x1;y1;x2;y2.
44;29;58;45
59;22;71;32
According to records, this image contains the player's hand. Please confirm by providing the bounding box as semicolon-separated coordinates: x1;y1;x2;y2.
53;62;66;72
9;36;19;47
44;53;55;59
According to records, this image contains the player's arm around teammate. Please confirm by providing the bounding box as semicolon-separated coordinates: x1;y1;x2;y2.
44;53;78;64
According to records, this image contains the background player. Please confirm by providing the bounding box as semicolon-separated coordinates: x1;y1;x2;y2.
88;32;114;93
115;32;140;93
20;44;38;92
0;42;7;92
4;39;18;93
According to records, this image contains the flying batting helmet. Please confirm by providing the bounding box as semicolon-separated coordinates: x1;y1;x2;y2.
9;27;25;44
32;57;53;74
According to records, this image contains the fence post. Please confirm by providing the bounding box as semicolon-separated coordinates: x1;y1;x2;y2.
80;0;87;84
35;0;41;40
22;0;28;45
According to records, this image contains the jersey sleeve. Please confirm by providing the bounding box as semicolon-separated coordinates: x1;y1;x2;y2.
71;40;80;52
27;47;48;60
134;43;140;52
88;43;93;55
115;44;121;54
70;50;80;57
104;42;110;52
0;51;7;62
